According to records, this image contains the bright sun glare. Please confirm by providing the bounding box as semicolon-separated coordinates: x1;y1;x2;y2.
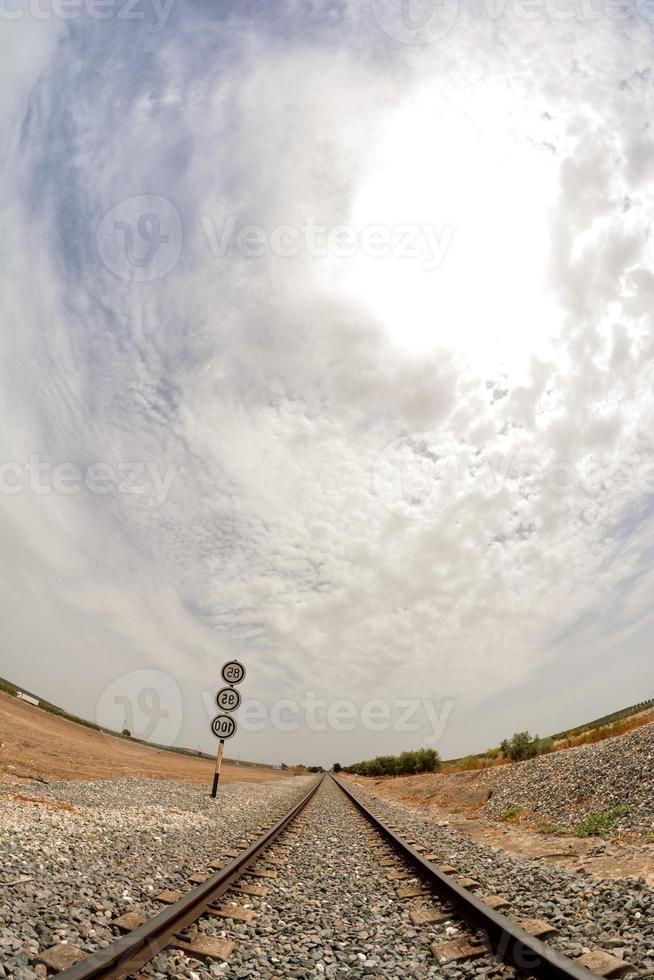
333;84;563;381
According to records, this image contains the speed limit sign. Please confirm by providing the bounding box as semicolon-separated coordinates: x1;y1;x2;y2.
221;660;246;685
216;686;241;712
211;660;246;798
211;714;237;740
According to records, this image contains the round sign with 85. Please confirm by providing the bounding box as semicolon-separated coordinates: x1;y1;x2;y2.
221;660;246;685
216;686;241;712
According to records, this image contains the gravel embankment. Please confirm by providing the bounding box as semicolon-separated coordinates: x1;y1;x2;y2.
347;779;654;977
481;723;654;834
145;776;514;979
0;775;313;979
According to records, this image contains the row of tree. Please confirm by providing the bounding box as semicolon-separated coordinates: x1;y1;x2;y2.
342;748;441;777
285;730;557;776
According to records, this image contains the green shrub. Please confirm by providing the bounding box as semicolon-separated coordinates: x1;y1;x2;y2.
500;806;523;821
575;806;630;837
537;822;565;835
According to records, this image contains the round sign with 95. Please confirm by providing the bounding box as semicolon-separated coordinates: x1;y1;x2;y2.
215;687;241;712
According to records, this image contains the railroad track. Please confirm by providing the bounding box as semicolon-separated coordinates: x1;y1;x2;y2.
48;775;635;980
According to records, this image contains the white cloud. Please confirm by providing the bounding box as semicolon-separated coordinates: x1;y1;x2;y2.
1;2;654;765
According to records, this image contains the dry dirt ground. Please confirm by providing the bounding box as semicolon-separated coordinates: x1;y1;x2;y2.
0;691;286;786
345;770;654;886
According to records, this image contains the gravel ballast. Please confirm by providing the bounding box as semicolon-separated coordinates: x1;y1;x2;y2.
346;778;654;978
142;776;514;979
0;775;313;978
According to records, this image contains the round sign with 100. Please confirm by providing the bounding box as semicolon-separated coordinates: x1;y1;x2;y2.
211;714;237;740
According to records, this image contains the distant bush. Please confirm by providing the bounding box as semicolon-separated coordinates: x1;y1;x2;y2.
332;762;342;773
121;728;130;737
345;748;440;778
500;732;552;762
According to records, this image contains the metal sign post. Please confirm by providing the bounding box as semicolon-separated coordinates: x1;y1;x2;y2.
211;740;225;798
210;660;245;798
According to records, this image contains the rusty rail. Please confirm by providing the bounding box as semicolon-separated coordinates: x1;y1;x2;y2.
56;776;323;979
333;775;601;980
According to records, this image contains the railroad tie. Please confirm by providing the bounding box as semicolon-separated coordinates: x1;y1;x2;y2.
154;890;185;904
231;882;269;897
517;917;560;939
387;869;414;881
576;950;634;978
35;944;87;972
455;876;481;891
395;884;431;900
112;912;146;932
481;894;510;910
248;867;278;879
209;903;257;924
431;939;486;966
170;935;235;962
409;907;452;927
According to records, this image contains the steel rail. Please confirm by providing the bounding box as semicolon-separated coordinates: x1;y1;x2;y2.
333;775;600;980
56;776;324;980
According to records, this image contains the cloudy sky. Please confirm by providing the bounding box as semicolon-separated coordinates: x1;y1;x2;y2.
1;0;654;767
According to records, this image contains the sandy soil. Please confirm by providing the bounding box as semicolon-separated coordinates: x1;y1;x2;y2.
345;773;654;886
0;691;286;786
